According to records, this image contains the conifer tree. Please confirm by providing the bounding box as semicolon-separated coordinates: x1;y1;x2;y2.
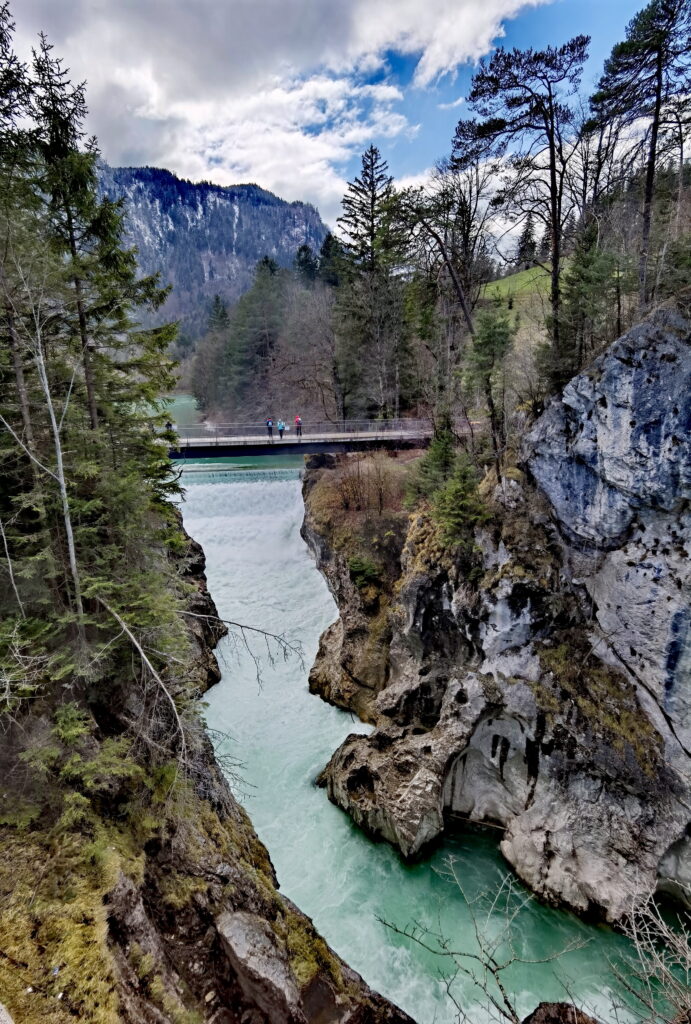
538;224;552;264
336;146;407;417
453;36;590;375
338;145;395;273
208;294;230;332
464;305;516;472
515;213;537;270
317;232;343;287
1;15;179;689
294;243;318;283
590;0;691;306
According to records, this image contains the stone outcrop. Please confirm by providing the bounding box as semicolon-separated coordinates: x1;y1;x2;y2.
301;455;410;722
523;1003;601;1024
304;311;691;923
105;781;414;1024
527;310;691;747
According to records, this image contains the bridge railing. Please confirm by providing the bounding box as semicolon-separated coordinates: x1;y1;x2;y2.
173;418;434;444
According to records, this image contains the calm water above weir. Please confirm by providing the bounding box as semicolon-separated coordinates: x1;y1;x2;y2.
180;463;635;1024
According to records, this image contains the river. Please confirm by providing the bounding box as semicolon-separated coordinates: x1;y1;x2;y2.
180;461;636;1024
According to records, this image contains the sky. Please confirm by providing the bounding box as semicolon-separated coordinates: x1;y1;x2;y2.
16;0;643;227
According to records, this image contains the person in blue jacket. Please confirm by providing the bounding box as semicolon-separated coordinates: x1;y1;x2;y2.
278;418;285;439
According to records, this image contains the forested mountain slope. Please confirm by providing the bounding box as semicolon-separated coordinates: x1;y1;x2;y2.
98;165;328;342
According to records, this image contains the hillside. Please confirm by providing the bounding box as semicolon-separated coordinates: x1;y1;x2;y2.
98;165;328;341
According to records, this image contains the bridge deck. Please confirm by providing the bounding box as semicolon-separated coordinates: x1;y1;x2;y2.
170;419;435;458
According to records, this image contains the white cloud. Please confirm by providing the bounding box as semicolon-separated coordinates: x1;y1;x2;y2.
438;96;465;111
15;0;552;224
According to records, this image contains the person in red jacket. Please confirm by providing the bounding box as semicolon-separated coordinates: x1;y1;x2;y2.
294;414;302;438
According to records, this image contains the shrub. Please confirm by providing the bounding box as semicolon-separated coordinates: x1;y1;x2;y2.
347;556;381;589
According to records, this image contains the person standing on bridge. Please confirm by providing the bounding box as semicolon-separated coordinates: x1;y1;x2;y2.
294;414;302;438
266;417;273;440
278;418;285;440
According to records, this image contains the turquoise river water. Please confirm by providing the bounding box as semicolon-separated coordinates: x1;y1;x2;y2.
179;460;638;1024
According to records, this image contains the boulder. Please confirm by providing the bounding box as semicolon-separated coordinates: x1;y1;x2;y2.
217;911;304;1024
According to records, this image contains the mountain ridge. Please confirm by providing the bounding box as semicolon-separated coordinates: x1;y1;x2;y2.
98;164;328;341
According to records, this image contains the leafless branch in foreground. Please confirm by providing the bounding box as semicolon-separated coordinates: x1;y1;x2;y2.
609;891;691;1024
380;869;588;1024
178;610;304;688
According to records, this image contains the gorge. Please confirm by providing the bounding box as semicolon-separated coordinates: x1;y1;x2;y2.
181;461;635;1024
2;3;691;1020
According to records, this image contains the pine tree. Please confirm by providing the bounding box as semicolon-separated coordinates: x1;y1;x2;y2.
337;145;394;274
453;36;590;373
317;232;343;287
432;455;488;550
590;0;691;305
208;294;230;332
1;18;180;690
515;213;537;270
464;305;516;472
336;147;408;417
541;220;618;388
294;243;318;283
538;224;552;264
406;414;457;503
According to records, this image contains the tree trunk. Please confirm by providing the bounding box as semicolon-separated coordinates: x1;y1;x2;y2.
34;333;86;643
547;118;562;362
6;304;35;449
675;127;684;240
639;50;664;308
418;215;475;336
66;209;99;430
485;379;501;477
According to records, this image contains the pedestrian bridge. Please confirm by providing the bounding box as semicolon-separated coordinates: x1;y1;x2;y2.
170;418;434;459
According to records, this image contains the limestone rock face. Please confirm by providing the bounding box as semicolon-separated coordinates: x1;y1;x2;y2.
217;911;303;1024
307;311;691;923
301;457;407;722
527;309;691;746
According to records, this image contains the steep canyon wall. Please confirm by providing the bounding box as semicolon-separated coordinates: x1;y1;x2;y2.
302;310;691;922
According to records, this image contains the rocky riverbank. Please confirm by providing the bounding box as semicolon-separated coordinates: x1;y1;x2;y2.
302;310;691;923
0;523;413;1024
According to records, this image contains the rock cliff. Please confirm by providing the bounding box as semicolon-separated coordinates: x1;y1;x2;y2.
303;310;691;923
0;526;412;1024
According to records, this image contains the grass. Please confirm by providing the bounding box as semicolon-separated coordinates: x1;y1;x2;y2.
482;265;551;302
481;265;554;370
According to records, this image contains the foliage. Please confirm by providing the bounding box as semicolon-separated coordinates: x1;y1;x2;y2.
406;418;457;503
590;0;691;304
464;306;516;469
540;219;621;388
453;34;590;363
347;556;381;590
431;455;489;549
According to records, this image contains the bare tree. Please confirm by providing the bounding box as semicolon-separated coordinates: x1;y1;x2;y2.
612;891;691;1024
